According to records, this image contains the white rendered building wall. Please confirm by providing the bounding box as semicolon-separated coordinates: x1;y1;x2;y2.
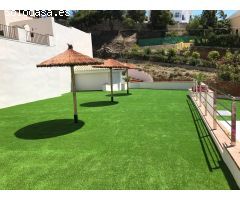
75;70;123;91
0;18;93;108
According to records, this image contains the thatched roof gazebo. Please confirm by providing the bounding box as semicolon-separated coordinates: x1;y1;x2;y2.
37;44;103;123
93;59;126;102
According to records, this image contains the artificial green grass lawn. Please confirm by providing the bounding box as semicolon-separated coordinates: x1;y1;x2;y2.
0;89;238;189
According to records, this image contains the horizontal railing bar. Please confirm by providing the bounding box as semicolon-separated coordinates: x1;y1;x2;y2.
193;81;234;141
216;101;232;112
207;85;234;99
1;23;50;46
199;93;232;126
215;110;232;127
193;94;231;139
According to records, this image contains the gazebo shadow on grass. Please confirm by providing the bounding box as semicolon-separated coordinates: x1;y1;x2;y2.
106;93;132;97
15;119;84;140
80;101;118;107
187;96;239;189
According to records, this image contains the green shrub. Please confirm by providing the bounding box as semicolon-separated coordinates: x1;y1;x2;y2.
123;51;146;60
130;44;141;53
166;31;178;37
217;64;232;81
194;73;207;84
201;59;213;68
167;48;177;62
149;54;168;62
172;56;186;64
207;51;220;61
223;50;233;62
188;57;202;66
144;47;151;55
192;51;200;59
182;50;191;57
217;50;240;82
168;48;177;57
122;17;136;29
159;49;167;56
123;76;131;82
194;34;240;48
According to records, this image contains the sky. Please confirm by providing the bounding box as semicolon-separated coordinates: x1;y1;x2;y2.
192;10;236;17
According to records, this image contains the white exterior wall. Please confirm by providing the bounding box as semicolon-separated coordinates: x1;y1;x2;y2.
0;10;33;25
10;17;54;35
0;10;6;24
76;71;109;91
104;83;126;91
75;70;123;91
171;10;192;23
130;81;194;90
0;17;93;108
53;23;93;57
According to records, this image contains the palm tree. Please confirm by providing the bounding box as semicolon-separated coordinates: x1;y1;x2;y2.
194;73;206;85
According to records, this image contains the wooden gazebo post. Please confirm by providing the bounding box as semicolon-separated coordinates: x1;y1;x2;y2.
37;44;103;123
126;69;129;95
110;68;114;102
71;66;78;123
93;59;126;102
123;62;138;95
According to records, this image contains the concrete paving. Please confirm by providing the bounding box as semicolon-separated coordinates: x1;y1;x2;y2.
217;110;231;116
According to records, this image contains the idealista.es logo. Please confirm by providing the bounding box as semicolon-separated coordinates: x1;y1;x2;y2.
5;10;71;18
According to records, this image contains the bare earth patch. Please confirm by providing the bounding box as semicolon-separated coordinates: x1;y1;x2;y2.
136;62;216;82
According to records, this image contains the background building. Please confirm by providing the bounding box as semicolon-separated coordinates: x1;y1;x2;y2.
146;10;192;24
171;10;192;23
0;11;92;108
229;10;240;35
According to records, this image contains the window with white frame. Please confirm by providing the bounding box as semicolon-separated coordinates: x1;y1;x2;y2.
174;12;180;18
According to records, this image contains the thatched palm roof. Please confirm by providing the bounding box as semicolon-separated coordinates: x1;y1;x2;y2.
37;44;102;67
92;59;126;69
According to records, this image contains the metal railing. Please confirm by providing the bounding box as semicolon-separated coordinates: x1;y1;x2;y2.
193;80;237;146
0;24;18;40
26;31;50;46
0;23;50;46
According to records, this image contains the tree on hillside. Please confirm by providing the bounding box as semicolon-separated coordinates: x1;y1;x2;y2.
200;10;218;29
126;10;146;23
216;10;231;34
186;16;203;36
102;11;125;30
149;11;174;35
69;10;125;31
69;11;104;30
187;10;231;36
